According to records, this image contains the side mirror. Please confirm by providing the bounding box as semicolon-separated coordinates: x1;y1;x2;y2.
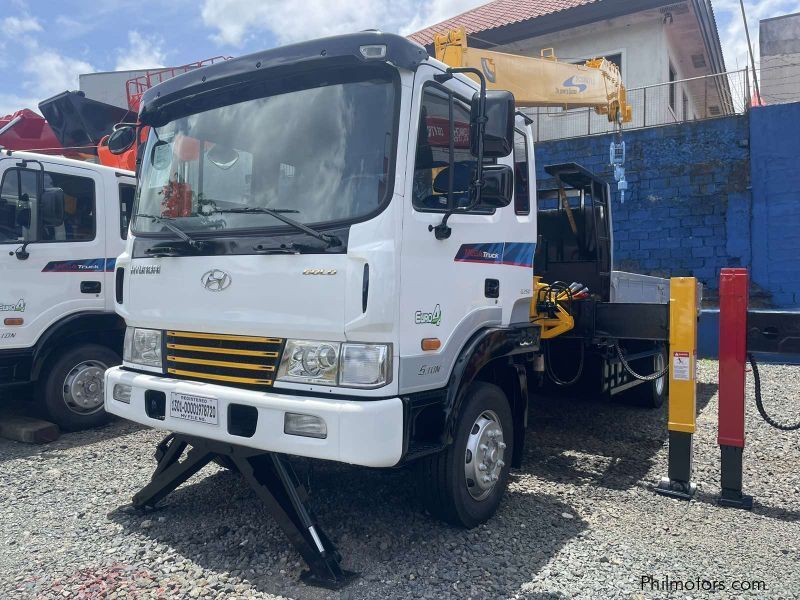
40;187;65;227
16;206;31;229
477;164;514;208
107;124;137;155
470;90;515;159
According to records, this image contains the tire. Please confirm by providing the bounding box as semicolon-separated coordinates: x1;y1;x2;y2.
36;343;120;431
416;381;514;528
627;343;669;409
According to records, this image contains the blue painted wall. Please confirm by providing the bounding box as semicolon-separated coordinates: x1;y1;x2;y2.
749;103;800;307
535;115;753;302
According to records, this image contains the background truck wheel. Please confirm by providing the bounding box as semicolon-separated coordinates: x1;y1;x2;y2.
628;343;669;409
36;343;120;431
416;381;513;528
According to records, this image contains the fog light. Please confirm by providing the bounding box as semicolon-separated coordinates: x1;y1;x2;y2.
113;384;132;404
284;412;327;439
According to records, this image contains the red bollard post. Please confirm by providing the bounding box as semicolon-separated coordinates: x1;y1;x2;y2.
717;268;752;509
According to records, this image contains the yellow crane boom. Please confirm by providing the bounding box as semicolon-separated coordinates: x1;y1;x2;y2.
434;28;632;124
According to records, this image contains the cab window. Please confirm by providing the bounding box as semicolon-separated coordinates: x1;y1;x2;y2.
0;168;96;243
514;130;531;215
413;85;489;213
0;169;38;243
119;183;136;239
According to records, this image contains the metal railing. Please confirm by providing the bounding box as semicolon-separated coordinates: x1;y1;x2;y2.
524;69;751;142
126;56;233;112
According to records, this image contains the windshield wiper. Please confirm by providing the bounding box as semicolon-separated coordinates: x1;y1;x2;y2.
137;214;208;252
209;207;341;248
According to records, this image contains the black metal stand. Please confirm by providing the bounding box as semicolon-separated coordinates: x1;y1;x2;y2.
655;430;697;501
132;434;358;589
718;445;753;509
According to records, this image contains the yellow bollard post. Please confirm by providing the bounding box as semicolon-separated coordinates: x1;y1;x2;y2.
656;277;698;500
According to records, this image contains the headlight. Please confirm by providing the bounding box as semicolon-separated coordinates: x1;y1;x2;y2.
340;343;391;388
276;340;391;388
277;340;340;385
123;327;162;369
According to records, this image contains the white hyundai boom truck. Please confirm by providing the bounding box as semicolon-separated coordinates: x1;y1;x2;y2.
0;151;135;429
105;32;670;587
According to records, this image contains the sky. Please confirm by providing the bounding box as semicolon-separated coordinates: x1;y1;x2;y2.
1;0;799;117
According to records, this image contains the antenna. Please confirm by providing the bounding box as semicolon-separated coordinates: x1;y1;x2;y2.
738;0;761;102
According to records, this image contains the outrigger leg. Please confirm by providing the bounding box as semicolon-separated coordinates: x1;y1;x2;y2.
132;434;358;589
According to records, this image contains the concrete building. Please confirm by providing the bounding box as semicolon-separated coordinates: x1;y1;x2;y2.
410;0;731;139
760;12;800;105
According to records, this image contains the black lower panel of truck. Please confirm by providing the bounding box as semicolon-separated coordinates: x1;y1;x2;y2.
132;434;358;589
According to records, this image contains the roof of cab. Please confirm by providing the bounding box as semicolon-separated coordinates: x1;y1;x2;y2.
138;31;428;121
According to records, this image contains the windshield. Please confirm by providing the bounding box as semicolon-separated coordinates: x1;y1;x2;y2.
133;67;397;236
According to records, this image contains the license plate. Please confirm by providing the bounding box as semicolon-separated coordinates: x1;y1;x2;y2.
169;392;219;425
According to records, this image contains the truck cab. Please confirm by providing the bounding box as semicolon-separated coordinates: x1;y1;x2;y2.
0;151;134;429
105;32;667;530
105;32;539;525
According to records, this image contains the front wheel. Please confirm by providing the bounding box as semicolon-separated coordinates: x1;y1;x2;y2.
36;343;120;431
416;381;514;528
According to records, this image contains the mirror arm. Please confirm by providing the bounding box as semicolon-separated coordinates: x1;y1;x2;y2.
10;159;46;259
429;66;488;241
14;241;31;260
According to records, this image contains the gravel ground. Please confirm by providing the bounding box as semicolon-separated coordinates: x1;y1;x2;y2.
1;359;799;600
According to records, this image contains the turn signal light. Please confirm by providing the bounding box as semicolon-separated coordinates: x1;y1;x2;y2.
4;318;23;326
421;338;441;351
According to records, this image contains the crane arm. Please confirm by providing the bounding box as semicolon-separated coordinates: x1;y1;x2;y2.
434;29;632;123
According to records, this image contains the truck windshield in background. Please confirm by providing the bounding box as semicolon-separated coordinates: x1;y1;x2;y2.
133;68;397;236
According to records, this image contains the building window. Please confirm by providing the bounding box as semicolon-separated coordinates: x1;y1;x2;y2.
571;53;623;76
669;62;677;113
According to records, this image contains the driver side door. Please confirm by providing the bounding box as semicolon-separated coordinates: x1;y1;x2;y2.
398;67;510;394
0;162;106;350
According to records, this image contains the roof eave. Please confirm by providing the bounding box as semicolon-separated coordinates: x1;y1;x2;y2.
417;0;682;51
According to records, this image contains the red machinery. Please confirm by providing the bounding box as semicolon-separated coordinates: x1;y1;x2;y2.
0;109;77;156
1;57;231;171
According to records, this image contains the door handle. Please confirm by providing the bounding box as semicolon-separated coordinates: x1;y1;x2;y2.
80;281;102;294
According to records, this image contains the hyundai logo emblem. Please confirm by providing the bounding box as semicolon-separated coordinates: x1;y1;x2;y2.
201;269;232;291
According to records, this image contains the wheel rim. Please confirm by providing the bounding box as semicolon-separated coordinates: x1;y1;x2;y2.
655;352;666;396
62;360;108;415
464;409;506;501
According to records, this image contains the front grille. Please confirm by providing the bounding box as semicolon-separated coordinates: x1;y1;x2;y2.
164;331;284;390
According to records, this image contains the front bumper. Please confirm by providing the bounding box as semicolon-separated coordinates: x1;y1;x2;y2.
104;367;404;467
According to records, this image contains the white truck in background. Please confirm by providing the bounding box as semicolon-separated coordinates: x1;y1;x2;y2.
0;151;135;430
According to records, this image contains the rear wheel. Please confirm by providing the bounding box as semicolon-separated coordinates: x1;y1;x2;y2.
416;381;513;528
36;344;120;431
627;343;668;408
